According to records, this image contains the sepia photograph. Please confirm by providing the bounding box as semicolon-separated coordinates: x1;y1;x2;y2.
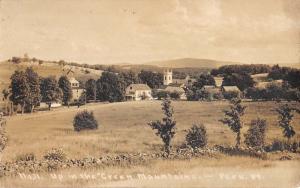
0;0;299;187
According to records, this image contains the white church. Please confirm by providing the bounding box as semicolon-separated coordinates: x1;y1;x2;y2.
160;69;195;100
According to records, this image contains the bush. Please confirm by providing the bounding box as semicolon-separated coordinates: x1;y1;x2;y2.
223;91;240;100
244;118;267;148
156;90;169;100
266;139;299;152
44;148;66;162
16;153;36;162
186;124;207;149
0;127;7;153
213;92;223;100
169;92;180;100
73;110;98;131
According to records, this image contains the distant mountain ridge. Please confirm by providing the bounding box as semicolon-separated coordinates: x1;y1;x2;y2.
143;58;240;68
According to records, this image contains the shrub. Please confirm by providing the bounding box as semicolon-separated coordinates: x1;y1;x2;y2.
223;91;240;100
244;118;267;149
169;92;180;100
73;110;98;131
186;124;207;149
16;153;36;162
156;90;169;100
266;139;299;152
44;148;66;162
213;92;223;100
0;127;7;153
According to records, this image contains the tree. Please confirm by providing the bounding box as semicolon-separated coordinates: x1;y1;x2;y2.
40;77;63;110
186;124;207;149
192;74;216;89
220;99;246;148
212;64;271;76
138;70;163;89
85;79;97;101
25;68;41;113
58;76;73;106
11;57;21;64
276;104;298;142
9;71;29;114
2;89;11;115
268;65;291;80
284;69;300;89
244;118;267;149
222;73;255;91
148;98;176;155
96;72;126;102
119;71;140;87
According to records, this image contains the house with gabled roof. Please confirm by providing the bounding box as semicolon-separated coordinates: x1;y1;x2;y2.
125;84;152;101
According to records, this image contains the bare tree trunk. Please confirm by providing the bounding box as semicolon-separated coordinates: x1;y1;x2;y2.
48;103;51;111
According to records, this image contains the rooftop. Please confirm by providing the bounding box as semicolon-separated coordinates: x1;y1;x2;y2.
127;84;151;91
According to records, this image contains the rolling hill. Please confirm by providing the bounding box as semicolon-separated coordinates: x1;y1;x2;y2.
144;58;240;68
0;60;103;99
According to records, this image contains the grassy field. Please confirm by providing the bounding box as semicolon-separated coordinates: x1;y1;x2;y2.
1;100;300;187
2;100;300;160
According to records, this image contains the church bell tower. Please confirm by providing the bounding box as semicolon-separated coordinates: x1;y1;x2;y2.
163;68;173;85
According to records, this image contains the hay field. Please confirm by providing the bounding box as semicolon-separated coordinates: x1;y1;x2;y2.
3;100;300;161
1;100;300;187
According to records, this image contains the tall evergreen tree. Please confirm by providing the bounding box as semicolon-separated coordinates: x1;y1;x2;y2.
58;76;73;106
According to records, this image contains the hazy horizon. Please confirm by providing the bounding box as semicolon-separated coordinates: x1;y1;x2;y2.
0;0;299;65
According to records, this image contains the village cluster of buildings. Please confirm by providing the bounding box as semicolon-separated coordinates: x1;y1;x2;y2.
125;69;242;101
52;69;246;104
125;69;192;101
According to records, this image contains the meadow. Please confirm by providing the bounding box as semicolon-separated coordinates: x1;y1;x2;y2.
1;100;300;187
3;100;300;160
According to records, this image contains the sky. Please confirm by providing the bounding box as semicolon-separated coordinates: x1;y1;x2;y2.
0;0;299;64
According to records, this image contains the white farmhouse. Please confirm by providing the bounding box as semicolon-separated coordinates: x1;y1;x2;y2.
125;84;152;101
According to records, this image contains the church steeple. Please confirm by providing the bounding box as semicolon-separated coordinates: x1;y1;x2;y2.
163;68;173;85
